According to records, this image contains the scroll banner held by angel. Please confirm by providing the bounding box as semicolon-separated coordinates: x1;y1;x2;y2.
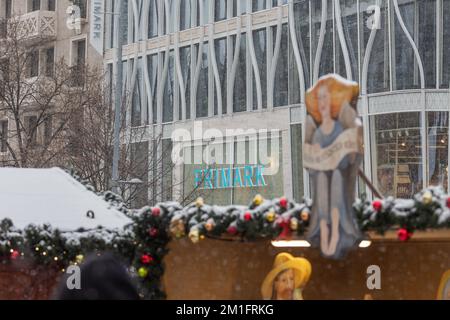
303;74;364;260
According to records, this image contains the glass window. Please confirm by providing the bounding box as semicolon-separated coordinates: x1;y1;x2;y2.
291;124;304;202
163;51;175;123
147;54;158;124
360;0;390;93
442;0;450;88
47;0;55;11
233;0;247;16
371;112;423;199
28;50;39;78
393;0;420;90
215;0;227;21
311;0;334;78
130;142;149;209
0;120;8;153
214;38;227;115
253;28;267;109
45;47;54;77
199;0;210;25
73;0;87;18
418;0;436;89
233;33;247;113
131;58;143;127
180;0;192;30
29;0;40;12
253;0;267;12
289;0;311;106
273;24;288;107
335;0;359;83
233;133;284;204
180;46;192;120
183;143;233;206
428;112;448;191
121;0;129;44
196;42;209;118
148;0;158;38
162;139;173;201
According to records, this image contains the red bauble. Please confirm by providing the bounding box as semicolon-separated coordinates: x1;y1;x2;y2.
372;200;383;212
279;197;288;209
149;228;159;237
227;226;238;235
151;207;161;217
10;250;19;260
140;254;154;265
244;212;252;221
446;197;450;209
397;228;412;242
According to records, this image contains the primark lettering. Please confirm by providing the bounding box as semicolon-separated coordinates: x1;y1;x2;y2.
194;165;267;190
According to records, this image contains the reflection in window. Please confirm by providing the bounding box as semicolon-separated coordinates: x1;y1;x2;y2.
198;0;210;25
214;38;227;115
253;29;267;109
335;0;359;82
121;0;129;44
147;54;158;124
418;0;436;88
215;0;227;21
394;0;419;90
180;46;192;120
233;0;247;16
233;33;247;113
253;0;266;12
428;112;448;191
372;113;423;199
311;0;333;78
442;0;450;88
148;0;158;38
180;0;192;30
130;142;149;209
131;58;143;127
291;124;304;202
290;0;310;105
273;24;288;107
360;0;390;93
162;139;173;201
163;51;175;123
196;42;209;118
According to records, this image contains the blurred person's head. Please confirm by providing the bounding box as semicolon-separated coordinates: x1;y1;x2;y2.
53;252;139;300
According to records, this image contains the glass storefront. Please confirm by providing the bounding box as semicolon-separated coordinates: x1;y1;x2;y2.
183;134;284;205
371;112;423;199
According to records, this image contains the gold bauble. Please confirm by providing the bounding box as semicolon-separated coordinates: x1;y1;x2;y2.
138;267;148;278
423;192;433;205
195;197;205;208
189;228;200;244
75;254;84;264
253;194;264;206
266;211;276;223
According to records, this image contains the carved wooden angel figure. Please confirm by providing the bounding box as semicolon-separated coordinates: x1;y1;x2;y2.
303;75;363;259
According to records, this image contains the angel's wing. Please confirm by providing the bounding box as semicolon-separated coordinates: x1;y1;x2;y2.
304;115;317;144
338;103;358;130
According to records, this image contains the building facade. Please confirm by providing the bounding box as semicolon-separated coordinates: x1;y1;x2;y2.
106;0;449;205
0;0;101;166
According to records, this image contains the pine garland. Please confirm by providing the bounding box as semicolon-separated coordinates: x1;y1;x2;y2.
1;182;450;299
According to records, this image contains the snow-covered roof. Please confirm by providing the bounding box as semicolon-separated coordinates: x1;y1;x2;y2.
0;167;132;231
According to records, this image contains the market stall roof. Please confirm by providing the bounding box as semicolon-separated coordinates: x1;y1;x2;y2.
0;167;132;231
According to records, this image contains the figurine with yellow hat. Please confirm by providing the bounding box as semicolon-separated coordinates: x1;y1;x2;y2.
261;253;312;300
303;74;363;259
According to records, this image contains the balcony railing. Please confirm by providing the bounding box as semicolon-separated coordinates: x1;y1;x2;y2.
16;10;56;44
